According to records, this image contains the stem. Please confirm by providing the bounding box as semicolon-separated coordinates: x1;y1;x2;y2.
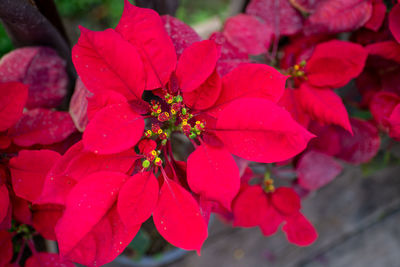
270;0;280;64
14;239;26;267
163;147;178;182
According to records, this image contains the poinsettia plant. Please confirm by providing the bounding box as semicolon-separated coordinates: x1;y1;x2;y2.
1;0;400;266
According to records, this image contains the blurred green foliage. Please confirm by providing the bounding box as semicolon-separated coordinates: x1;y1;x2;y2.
0;0;230;57
0;25;13;57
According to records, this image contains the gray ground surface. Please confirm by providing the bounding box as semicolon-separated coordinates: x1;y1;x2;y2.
107;165;400;267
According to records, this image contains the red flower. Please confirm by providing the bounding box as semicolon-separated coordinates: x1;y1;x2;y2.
232;183;317;246
44;1;316;264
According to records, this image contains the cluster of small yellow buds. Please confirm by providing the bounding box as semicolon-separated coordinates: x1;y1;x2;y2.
181;120;205;139
158;111;170;122
263;172;275;193
145;123;169;141
291;60;307;78
150;100;162;116
142;149;163;168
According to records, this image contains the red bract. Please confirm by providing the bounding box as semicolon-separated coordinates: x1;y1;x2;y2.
175;40;220;93
82;103;144;154
153;179;208;253
117;171;159;227
9;149;61;202
389;3;400;43
222;14;272;55
37;141;138;205
388;104;400;140
246;0;303;36
115;0;176;90
282;212;318;246
369;91;400;129
32;204;64;240
215;98;314;163
0;82;28;131
0;185;9;224
0;47;68;109
364;0;386;31
208;32;249;76
366;41;400;64
182;69;222;110
162;15;201;57
55;171;140;266
72;27;145;100
297;84;352;133
8;108;76;147
305;40;368;88
278;88;310;127
304;0;373;35
25;252;75;267
296;150;343;191
335;118;381;164
0;230;13;266
215;63;287;111
187;144;240;210
233;185;317;246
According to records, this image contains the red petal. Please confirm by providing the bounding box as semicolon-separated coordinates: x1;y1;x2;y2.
83;103;144;154
153;179;208;252
37;141;138;205
246;0;303;36
176;40;220;92
298;84;352;133
271;187;301;215
87;89;127;121
369;92;400;129
308;122;342;156
389;3;400;43
282;212;317;246
56;171;133;265
258;203;284;236
232;185;268;227
336;118;381;164
162;15;201;57
278;88;310;128
305;0;373;34
72;27;144;100
388;104;400;140
306;40;368;88
10;150;61;202
364;1;386;31
209;32;249;76
12;195;32;225
118;171;159;227
65;205;140;266
187;144;240;210
223;14;272;55
0;185;9;226
32;204;64;241
297;150;342;191
0;47;68;109
183;69;222;110
0;230;13;266
116;1;176;90
213;63;287;116
25;253;74;267
215;98;314;163
366;41;400;64
8;108;76;147
0;82;28;131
